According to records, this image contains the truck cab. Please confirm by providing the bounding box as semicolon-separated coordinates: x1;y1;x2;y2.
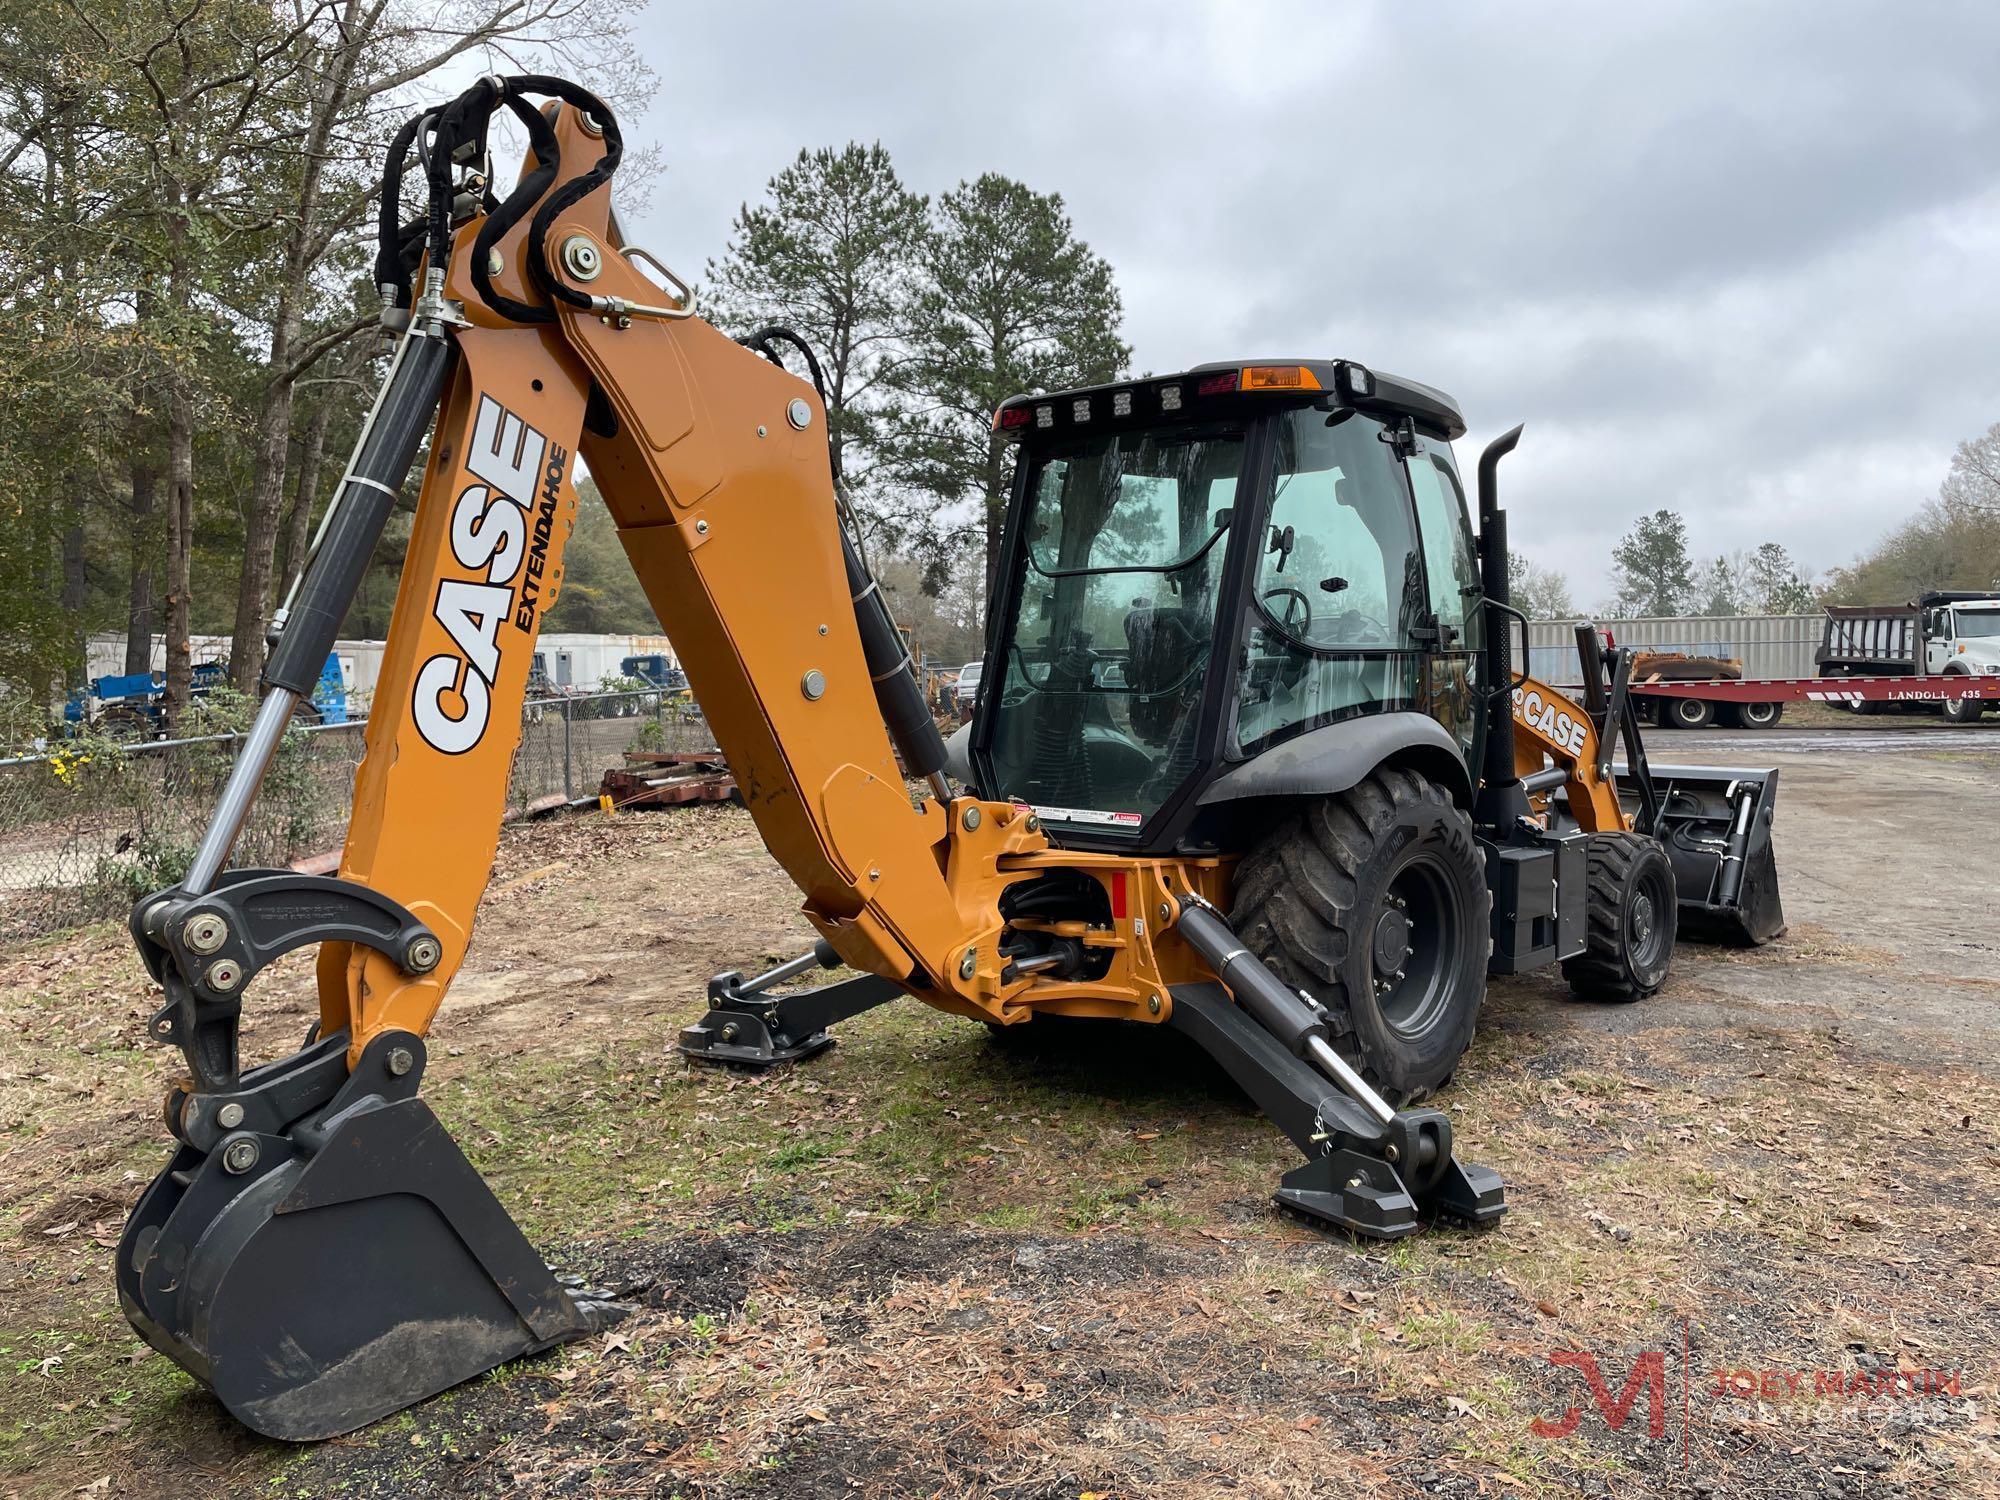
1921;594;2000;677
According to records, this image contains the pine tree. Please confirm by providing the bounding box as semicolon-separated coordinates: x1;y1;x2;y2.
704;142;927;507
887;174;1129;607
1610;510;1696;617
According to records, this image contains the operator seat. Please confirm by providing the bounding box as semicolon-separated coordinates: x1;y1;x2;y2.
1123;603;1205;743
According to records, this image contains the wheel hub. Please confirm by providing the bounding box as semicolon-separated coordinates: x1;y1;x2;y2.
1372;906;1412;975
1631;893;1654;945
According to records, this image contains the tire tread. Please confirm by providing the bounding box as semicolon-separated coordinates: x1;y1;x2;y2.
1560;832;1674;1002
1231;770;1487;1105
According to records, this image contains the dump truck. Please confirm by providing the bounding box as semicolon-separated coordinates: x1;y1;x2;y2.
110;77;1785;1442
1817;591;2000;722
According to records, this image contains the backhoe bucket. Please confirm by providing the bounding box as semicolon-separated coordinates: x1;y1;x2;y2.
116;1035;614;1441
1636;764;1786;946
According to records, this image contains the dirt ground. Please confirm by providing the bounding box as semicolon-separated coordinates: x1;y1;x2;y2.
1;727;1997;1498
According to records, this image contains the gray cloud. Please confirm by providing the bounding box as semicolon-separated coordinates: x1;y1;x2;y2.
619;1;2000;598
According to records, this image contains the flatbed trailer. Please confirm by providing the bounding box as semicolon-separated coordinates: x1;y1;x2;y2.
1627;672;2000;729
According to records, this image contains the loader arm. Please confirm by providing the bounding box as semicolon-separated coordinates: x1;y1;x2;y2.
1507;670;1629;833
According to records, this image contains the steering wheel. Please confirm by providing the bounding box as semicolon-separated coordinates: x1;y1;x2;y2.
1261;585;1312;637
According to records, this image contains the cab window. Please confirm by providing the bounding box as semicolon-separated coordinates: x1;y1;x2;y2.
1235;408;1425;751
1407;450;1481;651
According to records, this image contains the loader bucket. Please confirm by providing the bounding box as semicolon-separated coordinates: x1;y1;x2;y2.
116;1034;616;1441
1634;764;1786;946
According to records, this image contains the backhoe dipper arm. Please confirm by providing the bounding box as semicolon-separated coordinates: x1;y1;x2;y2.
116;78;1052;1442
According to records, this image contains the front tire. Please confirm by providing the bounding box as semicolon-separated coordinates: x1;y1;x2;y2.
1231;768;1490;1105
1561;833;1677;1002
1942;673;1983;723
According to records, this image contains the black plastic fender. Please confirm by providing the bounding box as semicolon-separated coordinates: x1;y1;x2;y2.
1197;711;1473;810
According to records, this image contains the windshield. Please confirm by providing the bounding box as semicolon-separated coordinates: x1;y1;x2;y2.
1955;608;2000;640
984;425;1243;828
959;662;983;683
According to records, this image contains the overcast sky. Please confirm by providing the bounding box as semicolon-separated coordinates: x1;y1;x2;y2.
612;2;2000;599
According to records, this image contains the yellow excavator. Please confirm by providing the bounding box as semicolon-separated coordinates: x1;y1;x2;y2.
114;77;1783;1441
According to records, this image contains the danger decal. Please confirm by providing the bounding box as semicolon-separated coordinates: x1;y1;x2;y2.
413;394;567;754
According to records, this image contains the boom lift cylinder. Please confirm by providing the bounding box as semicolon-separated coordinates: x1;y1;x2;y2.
841;528;951;793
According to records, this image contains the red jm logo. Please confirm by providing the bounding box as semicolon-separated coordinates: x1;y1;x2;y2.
1531;1350;1669;1440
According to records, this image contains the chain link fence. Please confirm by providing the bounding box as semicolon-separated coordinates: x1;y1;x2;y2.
0;689;715;941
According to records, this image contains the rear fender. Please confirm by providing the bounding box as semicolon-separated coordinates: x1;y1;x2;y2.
1197;712;1474;810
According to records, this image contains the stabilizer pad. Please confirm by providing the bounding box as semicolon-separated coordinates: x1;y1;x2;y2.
1274;1148;1507;1240
118;1093;614;1440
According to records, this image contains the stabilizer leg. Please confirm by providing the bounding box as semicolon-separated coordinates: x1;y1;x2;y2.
1166;895;1507;1240
681;941;903;1068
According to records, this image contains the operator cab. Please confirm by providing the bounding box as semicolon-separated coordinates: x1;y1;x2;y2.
974;360;1484;851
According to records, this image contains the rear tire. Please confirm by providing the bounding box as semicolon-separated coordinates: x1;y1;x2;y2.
1231;768;1489;1106
1561;833;1677;1002
1737;700;1782;729
1667;696;1714;730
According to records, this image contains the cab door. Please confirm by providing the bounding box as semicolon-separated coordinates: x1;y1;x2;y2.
1925;610;1953;673
1405;441;1484;761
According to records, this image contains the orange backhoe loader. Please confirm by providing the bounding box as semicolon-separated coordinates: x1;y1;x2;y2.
114;77;1782;1441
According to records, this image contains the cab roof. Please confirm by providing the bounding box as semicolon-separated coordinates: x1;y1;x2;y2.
994;359;1466;443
